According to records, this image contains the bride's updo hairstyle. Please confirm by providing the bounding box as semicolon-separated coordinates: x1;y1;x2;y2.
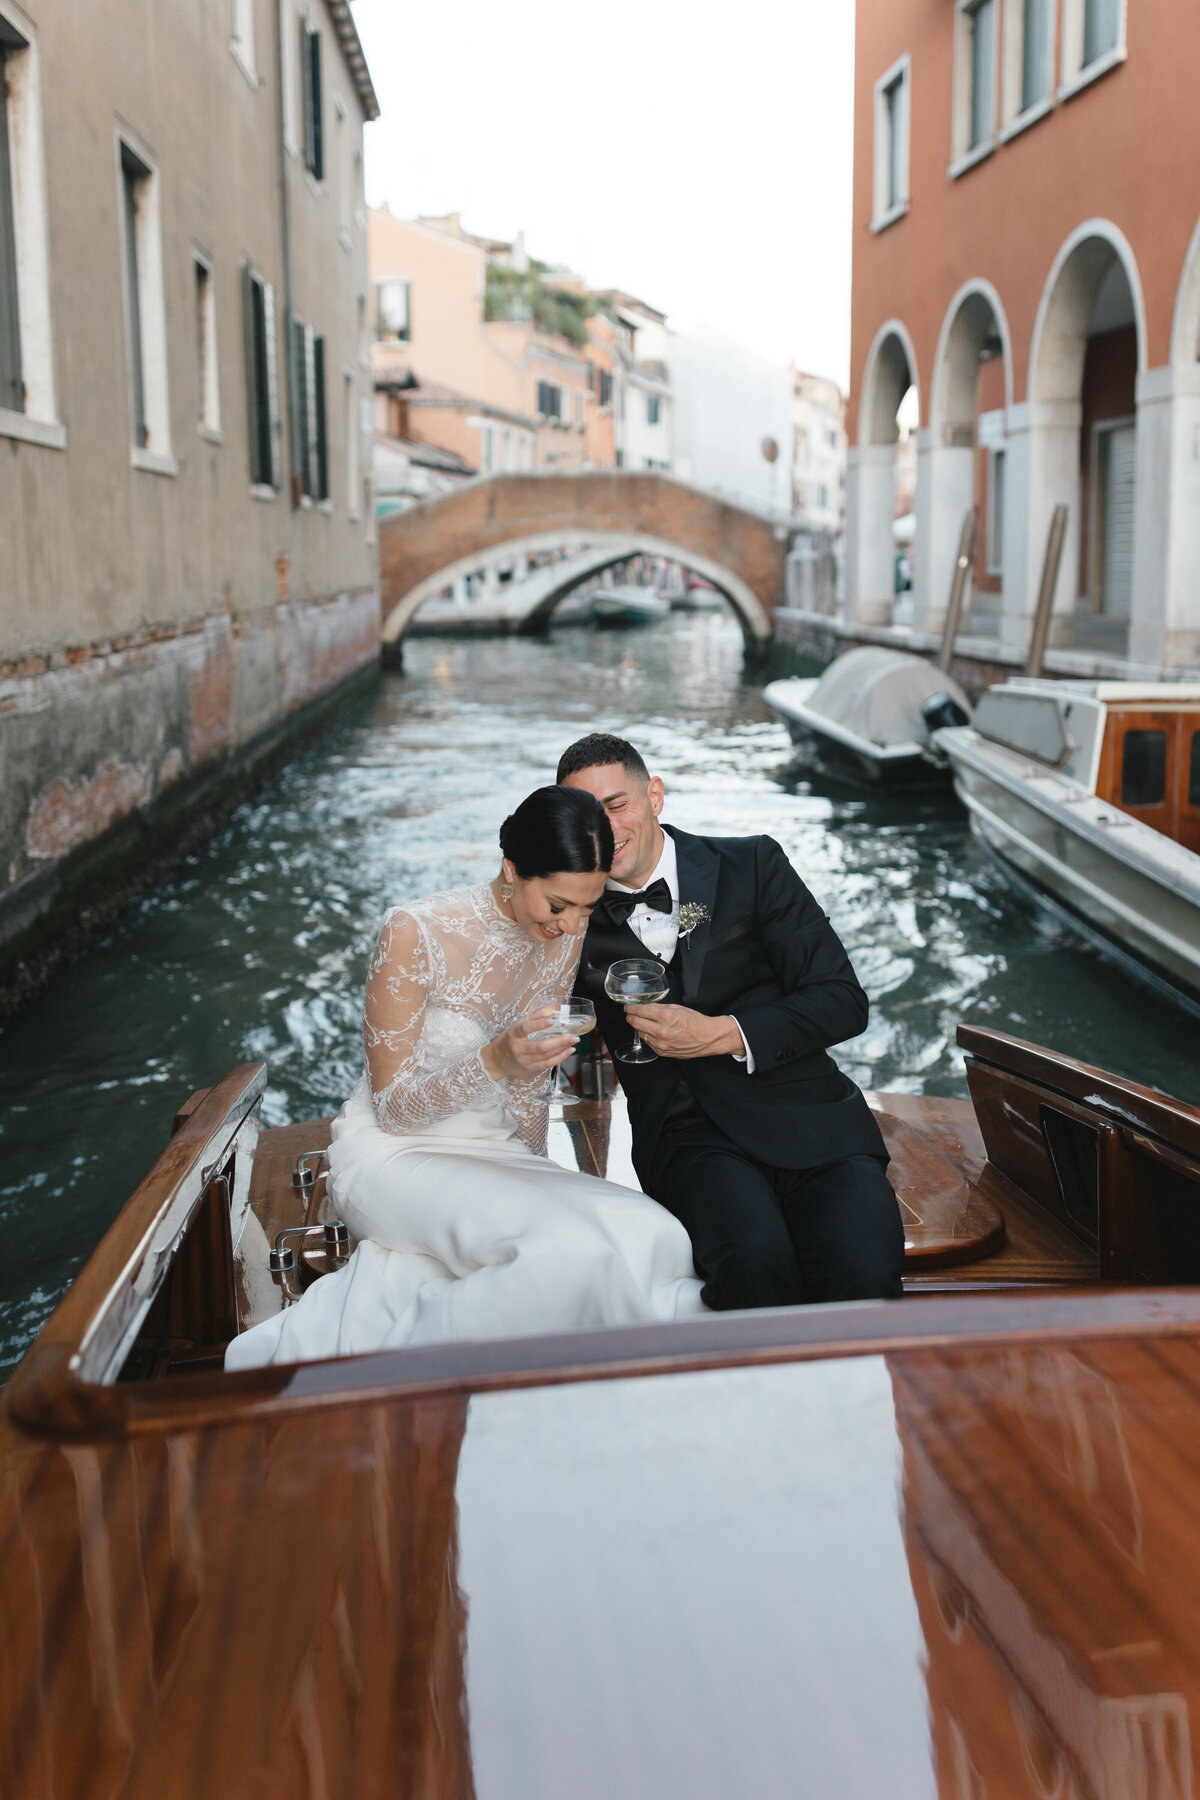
499;785;614;879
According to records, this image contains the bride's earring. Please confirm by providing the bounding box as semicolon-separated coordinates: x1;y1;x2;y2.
500;882;514;901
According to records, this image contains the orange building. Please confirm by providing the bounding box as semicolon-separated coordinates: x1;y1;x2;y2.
848;0;1200;673
369;211;615;476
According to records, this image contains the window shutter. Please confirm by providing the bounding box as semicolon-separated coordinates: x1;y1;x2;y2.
1100;423;1135;620
289;313;307;499
313;334;328;500
303;322;316;496
0;50;23;414
242;263;261;482
262;280;281;488
303;25;323;179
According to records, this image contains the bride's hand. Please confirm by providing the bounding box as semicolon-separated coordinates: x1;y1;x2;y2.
481;1007;579;1083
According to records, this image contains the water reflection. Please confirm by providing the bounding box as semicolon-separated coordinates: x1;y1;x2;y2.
2;612;1199;1366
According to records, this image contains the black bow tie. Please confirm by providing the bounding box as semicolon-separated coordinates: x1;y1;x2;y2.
603;878;673;924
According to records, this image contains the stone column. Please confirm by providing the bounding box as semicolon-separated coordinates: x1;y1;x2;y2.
912;432;974;638
1002;399;1082;656
1130;365;1200;671
845;443;895;625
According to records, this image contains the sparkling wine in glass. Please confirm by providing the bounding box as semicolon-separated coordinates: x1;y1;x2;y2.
604;958;669;1063
529;999;597;1108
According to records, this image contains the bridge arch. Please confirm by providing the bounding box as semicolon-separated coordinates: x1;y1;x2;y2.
378;472;787;647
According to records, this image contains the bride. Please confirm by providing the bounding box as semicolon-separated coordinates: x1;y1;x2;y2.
226;785;706;1368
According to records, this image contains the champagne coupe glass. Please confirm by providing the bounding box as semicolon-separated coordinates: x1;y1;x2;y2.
528;997;597;1108
604;958;670;1063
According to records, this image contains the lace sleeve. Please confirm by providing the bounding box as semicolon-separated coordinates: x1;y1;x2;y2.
363;910;503;1134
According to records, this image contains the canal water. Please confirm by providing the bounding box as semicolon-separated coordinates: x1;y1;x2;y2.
3;610;1199;1371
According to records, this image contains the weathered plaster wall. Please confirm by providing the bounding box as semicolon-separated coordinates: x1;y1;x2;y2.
0;588;380;953
0;2;382;986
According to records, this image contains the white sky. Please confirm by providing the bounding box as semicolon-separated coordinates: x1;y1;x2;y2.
350;0;855;391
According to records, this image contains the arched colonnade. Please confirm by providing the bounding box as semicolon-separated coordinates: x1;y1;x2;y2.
848;218;1200;669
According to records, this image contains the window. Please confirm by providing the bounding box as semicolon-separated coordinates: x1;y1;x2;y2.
376;278;409;341
1083;0;1120;65
230;0;256;82
1121;731;1167;809
1189;732;1200;809
987;448;1006;574
242;266;279;487
953;0;996;164
598;368;612;408
536;379;562;421
969;0;997;148
1021;0;1052;111
118;137;172;466
289;317;327;500
1060;0;1125;90
872;56;910;227
0;10;56;442
646;394;661;425
301;17;323;179
195;256;220;434
481;423;494;472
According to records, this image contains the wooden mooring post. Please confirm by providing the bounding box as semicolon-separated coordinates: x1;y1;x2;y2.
937;507;979;672
1025;505;1068;679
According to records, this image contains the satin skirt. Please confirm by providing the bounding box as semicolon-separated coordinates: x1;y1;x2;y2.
225;1080;707;1369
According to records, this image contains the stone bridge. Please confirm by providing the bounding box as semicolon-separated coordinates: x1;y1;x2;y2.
378;472;789;657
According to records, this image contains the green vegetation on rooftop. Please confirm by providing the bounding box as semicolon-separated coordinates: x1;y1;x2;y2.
485;260;595;349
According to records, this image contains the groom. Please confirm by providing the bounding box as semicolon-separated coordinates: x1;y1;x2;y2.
560;733;904;1310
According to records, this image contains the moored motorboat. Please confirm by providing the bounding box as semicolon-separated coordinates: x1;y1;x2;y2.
934;678;1200;1008
590;585;672;626
7;1026;1200;1790
764;645;971;784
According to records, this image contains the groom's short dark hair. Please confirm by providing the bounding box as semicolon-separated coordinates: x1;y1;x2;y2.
557;733;650;785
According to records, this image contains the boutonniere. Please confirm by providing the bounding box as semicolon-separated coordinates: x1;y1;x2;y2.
676;901;710;941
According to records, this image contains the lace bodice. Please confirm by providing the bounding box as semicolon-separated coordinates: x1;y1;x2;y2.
362;883;581;1151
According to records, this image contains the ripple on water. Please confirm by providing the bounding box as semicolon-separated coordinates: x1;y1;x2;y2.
2;613;1199;1370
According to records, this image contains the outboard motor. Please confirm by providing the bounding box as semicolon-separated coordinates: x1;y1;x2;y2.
921;691;971;735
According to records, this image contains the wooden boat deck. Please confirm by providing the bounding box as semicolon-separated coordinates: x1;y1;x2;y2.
243;1080;1097;1306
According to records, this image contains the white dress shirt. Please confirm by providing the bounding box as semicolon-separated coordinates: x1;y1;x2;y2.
605;830;756;1071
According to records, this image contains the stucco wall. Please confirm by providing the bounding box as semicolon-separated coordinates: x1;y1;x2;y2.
0;0;381;969
850;0;1200;429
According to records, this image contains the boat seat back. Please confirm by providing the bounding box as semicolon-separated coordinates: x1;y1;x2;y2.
973;688;1070;767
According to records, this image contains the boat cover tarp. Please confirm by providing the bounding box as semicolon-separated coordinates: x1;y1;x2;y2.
808;648;971;747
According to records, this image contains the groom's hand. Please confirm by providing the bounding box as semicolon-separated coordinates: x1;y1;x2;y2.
623;1004;743;1059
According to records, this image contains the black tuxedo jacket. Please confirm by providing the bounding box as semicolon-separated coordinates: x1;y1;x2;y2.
575;824;887;1189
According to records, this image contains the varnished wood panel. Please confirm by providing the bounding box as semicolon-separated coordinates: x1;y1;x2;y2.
959;1024;1200;1163
248;1117;334;1250
9;1297;1200;1794
867;1102;1005;1268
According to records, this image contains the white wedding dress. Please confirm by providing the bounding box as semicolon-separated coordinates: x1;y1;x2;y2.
226;883;706;1369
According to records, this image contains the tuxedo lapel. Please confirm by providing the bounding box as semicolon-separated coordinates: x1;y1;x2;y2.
665;825;720;1003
